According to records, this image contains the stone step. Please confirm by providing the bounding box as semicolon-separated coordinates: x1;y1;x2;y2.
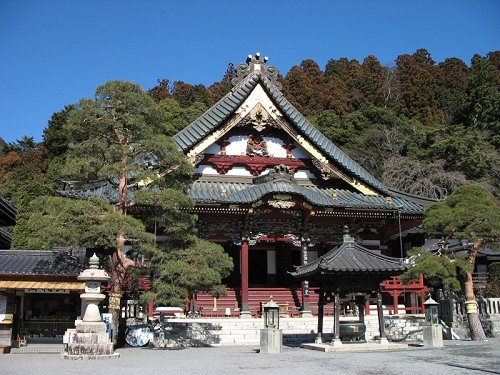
10;344;64;354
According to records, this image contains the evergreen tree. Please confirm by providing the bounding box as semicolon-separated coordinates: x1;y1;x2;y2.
436;57;469;124
465;54;500;147
404;185;500;340
60;80;192;342
394;49;442;124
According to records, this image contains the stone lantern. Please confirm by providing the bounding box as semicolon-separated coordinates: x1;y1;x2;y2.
78;253;109;322
263;297;280;329
63;253;119;359
424;296;439;325
423;296;443;347
260;296;282;354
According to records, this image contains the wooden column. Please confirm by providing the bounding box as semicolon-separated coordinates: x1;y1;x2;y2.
365;299;371;315
358;298;365;324
316;287;324;343
377;292;387;342
241;239;250;315
148;301;154;319
333;293;340;341
300;241;311;314
392;291;399;315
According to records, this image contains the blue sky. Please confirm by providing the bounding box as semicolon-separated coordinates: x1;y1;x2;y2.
0;0;498;144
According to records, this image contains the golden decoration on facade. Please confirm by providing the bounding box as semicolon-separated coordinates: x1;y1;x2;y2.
268;200;296;209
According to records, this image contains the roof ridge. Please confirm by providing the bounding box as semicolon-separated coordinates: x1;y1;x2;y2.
349;242;405;264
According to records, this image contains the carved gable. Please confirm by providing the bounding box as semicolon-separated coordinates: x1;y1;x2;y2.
174;54;391;196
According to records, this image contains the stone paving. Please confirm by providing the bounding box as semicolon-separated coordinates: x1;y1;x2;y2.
1;338;499;375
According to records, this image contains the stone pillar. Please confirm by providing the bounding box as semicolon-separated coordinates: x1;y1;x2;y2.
300;241;312;317
240;239;251;318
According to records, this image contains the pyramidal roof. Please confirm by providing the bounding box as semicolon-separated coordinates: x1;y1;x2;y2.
173;53;390;196
291;232;408;279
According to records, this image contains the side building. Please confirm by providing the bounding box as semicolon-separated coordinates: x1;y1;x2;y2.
0;249;85;351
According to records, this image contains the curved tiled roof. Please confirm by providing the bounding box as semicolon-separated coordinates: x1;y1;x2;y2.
0;250;85;276
291;237;408;279
0;197;16;226
173;70;389;195
189;180;424;214
58;178;424;214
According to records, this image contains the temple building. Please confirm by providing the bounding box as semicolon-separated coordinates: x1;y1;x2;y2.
61;53;434;317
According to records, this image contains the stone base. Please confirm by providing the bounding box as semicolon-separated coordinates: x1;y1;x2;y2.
301;341;408;352
76;322;107;333
62;353;120;360
239;311;253;319
66;341;115;356
423;324;443;347
377;337;390;345
330;338;343;347
260;328;282;354
64;321;117;360
300;310;313;318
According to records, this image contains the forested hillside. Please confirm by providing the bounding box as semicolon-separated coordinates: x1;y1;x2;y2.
1;49;499;211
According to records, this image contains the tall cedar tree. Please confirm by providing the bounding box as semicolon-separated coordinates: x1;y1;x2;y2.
394;49;442;124
465;54;500;146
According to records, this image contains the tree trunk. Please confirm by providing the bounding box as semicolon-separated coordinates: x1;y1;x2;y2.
109;167;129;345
464;239;487;340
108;249;125;345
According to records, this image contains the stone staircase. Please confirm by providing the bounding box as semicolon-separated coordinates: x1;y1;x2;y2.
10;340;64;354
156;316;385;347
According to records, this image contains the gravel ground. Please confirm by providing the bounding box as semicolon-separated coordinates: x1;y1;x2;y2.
1;339;499;375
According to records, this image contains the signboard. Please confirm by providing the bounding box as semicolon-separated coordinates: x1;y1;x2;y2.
25;289;70;294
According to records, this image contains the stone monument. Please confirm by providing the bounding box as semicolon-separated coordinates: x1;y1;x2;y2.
63;253;119;359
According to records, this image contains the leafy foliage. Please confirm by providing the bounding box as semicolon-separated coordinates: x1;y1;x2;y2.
12;196;154;251
0;137;53;208
159;98;208;136
403;185;499;296
134;188;234;307
144;238;233;307
484;262;500;297
401;247;470;291
422;185;500;242
62;81;168;185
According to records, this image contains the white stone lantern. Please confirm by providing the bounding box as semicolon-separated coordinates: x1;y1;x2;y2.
78;253;110;322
